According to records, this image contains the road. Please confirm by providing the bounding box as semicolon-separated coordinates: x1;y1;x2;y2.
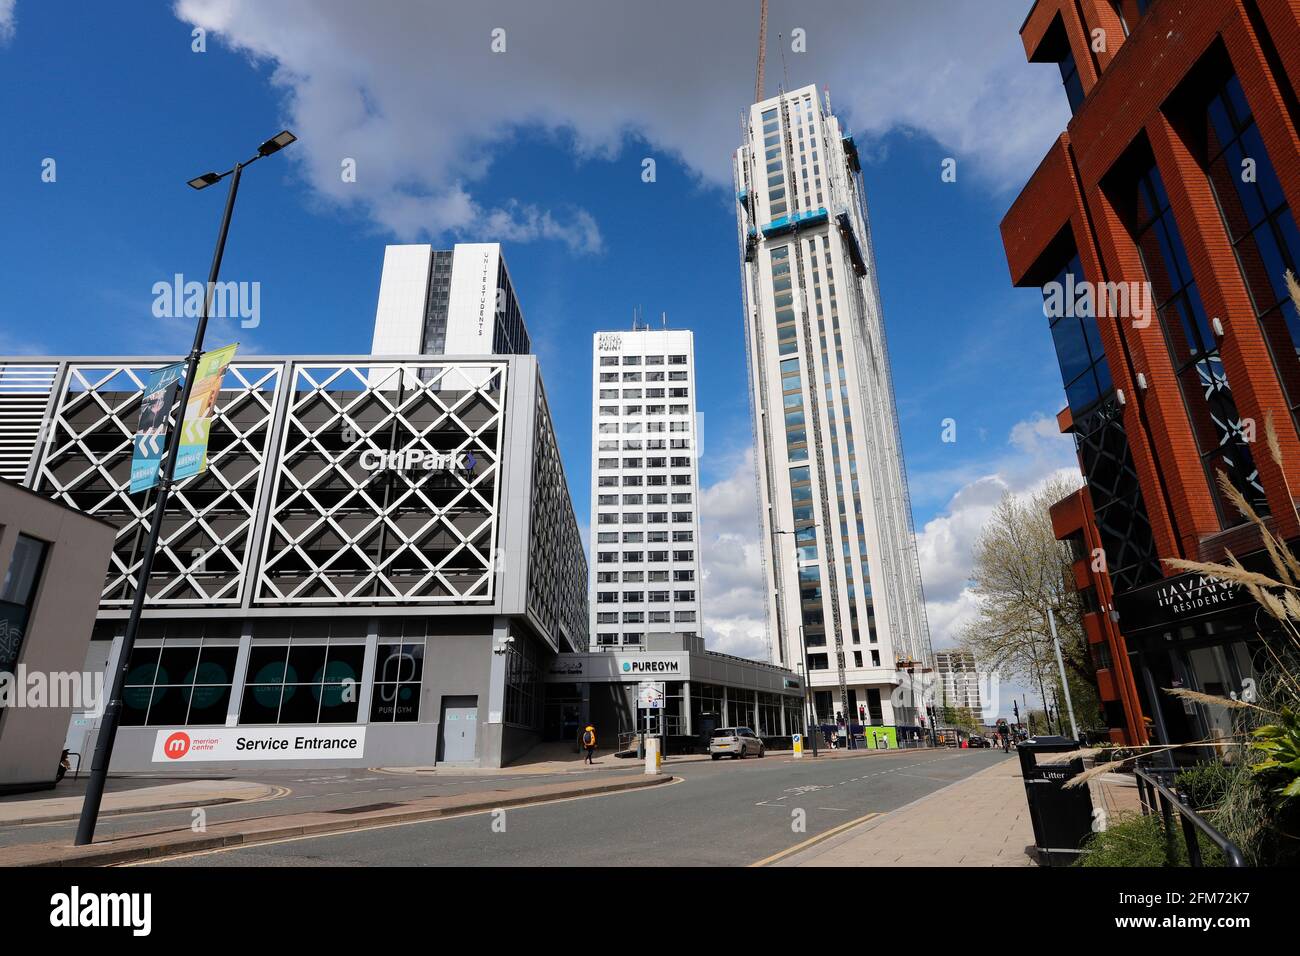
148;747;1012;866
0;766;615;851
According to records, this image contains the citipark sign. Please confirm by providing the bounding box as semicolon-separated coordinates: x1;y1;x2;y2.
359;447;477;474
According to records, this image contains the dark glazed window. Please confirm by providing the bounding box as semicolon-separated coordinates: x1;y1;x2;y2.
123;642;238;726
1128;158;1268;524
1204;73;1300;422
0;534;47;676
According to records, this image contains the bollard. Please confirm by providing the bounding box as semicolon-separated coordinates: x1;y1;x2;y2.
644;735;662;775
792;733;804;758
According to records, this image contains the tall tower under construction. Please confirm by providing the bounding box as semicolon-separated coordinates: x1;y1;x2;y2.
733;84;933;730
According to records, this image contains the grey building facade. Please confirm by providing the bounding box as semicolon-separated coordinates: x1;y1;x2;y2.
0;479;116;792
0;353;586;771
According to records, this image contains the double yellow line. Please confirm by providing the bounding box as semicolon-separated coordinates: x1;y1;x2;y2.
749;811;881;867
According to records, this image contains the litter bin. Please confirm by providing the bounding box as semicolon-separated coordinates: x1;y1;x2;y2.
1017;735;1093;866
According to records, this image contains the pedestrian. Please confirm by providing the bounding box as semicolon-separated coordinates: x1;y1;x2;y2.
582;724;597;764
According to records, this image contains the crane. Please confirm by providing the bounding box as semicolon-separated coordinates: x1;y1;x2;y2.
755;0;768;104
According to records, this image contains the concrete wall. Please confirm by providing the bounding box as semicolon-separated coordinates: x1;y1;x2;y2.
0;481;116;792
94;623;508;772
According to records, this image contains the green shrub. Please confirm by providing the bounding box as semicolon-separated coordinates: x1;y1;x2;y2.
1078;812;1226;867
1176;761;1237;811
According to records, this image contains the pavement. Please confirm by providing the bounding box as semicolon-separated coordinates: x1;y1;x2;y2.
780;752;1038;866
385;742;918;775
0;778;280;826
780;751;1144;867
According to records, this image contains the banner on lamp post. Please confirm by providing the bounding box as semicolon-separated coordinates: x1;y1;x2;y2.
174;343;238;483
129;362;184;494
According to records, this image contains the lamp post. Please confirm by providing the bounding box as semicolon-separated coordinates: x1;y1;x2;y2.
797;626;817;757
1047;605;1080;741
74;131;297;847
774;528;814;750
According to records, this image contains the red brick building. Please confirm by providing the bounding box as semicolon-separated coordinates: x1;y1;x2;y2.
1000;0;1300;746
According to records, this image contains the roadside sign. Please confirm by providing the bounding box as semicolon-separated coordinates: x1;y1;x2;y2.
636;681;665;709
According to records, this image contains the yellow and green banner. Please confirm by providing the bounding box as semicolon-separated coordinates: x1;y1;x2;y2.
174;343;237;482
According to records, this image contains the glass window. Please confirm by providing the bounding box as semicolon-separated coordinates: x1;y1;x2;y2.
1204;73;1300;421
370;639;424;723
0;534;47;674
123;641;239;727
1129;158;1268;523
1041;252;1112;415
1058;47;1084;114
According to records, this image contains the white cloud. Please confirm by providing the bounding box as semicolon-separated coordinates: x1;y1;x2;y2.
699;449;769;661
0;0;16;42
173;0;1068;247
698;411;1082;667
916;415;1082;653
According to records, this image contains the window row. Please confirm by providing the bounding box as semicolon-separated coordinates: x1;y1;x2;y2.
121;640;425;727
599;354;689;367
595;530;694;543
595;590;698;603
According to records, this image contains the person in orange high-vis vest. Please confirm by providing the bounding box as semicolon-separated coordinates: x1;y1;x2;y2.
582;725;597;764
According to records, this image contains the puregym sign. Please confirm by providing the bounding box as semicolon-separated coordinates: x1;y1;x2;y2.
359;447;477;474
151;727;366;762
620;659;681;674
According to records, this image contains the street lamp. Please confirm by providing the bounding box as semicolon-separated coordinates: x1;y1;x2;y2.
777;528;823;756
74;131;297;847
1047;606;1080;741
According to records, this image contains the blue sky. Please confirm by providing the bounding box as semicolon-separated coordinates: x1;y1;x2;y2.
0;2;1083;701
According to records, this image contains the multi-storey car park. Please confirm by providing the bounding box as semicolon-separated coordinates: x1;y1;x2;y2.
0;241;803;768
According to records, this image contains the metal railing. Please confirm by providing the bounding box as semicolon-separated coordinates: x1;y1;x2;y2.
1134;765;1247;867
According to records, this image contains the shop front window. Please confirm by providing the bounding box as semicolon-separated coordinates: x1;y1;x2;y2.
369;639;424;723
238;640;366;725
123;641;240;726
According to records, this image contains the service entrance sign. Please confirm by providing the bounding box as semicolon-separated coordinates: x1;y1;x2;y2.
152;727;366;762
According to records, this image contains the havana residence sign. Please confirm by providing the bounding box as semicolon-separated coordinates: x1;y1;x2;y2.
1115;568;1244;633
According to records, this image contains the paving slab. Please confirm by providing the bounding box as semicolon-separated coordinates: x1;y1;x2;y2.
0;779;278;826
782;756;1039;867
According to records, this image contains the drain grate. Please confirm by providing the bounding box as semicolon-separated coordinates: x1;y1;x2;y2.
328;802;405;814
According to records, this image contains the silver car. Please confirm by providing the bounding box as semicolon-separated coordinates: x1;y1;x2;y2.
709;727;766;760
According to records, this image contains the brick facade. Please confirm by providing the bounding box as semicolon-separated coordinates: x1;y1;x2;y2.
1002;0;1300;744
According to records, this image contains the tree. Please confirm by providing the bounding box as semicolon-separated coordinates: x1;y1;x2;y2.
940;705;985;734
959;476;1104;732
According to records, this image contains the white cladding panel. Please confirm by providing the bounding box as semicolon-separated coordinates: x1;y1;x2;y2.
370;244;431;355
444;243;501;355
